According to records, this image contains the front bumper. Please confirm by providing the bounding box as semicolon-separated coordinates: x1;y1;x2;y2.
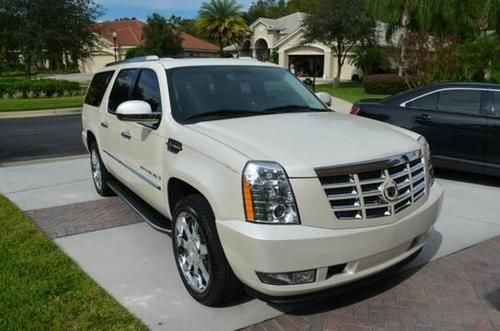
216;182;444;296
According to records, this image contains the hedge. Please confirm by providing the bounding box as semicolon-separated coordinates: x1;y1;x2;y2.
0;79;82;98
362;74;409;95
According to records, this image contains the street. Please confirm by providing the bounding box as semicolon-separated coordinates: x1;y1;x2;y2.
0;114;86;164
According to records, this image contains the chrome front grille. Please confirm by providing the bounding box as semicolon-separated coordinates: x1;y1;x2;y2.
316;151;427;221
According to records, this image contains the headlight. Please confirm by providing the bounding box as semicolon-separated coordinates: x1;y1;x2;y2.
417;136;434;186
242;161;299;224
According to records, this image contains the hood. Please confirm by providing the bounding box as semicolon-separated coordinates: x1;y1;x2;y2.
190;112;421;177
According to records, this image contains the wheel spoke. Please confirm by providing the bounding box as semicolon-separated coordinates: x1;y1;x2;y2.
198;263;210;283
199;244;208;256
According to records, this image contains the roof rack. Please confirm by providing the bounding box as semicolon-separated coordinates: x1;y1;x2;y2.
105;55;159;67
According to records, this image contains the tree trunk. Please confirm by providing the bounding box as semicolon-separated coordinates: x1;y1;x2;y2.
399;1;410;77
335;55;342;87
24;52;32;79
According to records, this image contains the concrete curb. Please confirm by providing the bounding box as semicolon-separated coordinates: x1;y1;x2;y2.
0;154;88;168
0;107;82;119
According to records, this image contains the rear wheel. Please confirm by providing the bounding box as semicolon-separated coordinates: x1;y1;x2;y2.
90;142;114;197
172;195;242;306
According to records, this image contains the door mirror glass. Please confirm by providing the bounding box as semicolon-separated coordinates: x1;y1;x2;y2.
316;92;333;107
116;100;161;123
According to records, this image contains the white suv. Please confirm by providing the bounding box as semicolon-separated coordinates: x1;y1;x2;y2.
81;57;444;306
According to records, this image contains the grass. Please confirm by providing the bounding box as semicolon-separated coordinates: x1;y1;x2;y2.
316;82;390;104
0;95;84;112
0;195;146;331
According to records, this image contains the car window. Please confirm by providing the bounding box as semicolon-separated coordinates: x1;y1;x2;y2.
132;69;162;113
494;91;500;116
168;66;327;123
108;69;140;113
406;93;438;110
84;71;114;107
438;90;481;115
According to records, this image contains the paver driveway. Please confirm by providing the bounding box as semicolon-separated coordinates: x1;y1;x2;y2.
1;157;499;330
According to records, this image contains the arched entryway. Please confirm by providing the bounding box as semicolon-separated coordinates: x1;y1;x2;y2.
254;38;270;61
240;40;251;57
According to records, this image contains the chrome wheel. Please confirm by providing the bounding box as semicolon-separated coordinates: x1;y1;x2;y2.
175;211;210;293
91;148;102;191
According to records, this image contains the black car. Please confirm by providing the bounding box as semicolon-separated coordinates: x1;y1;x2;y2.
352;82;500;176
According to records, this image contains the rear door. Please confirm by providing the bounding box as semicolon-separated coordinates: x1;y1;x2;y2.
406;89;487;172
484;90;500;175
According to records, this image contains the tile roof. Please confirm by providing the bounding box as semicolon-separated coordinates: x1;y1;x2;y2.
94;20;219;52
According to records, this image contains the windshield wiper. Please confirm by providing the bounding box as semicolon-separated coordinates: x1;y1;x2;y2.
262;105;329;113
184;109;267;122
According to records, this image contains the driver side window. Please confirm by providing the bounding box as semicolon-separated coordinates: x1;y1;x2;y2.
108;69;140;114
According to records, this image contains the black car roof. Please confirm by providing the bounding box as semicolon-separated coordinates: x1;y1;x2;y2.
385;82;500;105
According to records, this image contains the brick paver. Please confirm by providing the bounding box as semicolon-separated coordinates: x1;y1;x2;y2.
243;236;500;331
26;197;142;239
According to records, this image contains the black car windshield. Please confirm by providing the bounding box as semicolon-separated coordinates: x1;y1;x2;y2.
167;66;328;123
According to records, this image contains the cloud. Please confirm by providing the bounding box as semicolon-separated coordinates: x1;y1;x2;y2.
96;0;253;11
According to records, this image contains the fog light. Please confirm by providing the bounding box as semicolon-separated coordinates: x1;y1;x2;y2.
257;269;316;285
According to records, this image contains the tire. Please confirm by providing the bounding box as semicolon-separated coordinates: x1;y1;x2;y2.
172;195;242;306
89;142;114;197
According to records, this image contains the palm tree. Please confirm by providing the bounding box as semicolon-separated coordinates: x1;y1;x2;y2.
197;0;248;53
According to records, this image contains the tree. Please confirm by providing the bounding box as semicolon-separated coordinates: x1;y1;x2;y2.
247;0;288;21
167;15;198;37
368;0;443;76
142;13;183;57
286;0;315;14
350;46;387;76
196;0;248;52
303;0;375;86
0;0;101;77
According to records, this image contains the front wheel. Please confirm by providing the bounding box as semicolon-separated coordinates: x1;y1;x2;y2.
172;195;242;306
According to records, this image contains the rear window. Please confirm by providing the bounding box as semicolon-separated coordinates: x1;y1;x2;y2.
84;71;114;107
407;92;438;110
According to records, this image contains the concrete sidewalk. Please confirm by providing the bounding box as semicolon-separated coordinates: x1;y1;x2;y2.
1;158;500;330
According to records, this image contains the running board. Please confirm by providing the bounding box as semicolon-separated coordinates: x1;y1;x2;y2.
107;178;172;234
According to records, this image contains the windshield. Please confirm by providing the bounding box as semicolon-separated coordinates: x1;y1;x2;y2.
167;66;328;123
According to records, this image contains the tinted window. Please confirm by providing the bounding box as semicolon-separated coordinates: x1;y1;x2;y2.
407;93;438;110
108;69;140;113
494;92;500;116
132;69;162;113
168;66;326;123
438;90;481;114
84;71;114;107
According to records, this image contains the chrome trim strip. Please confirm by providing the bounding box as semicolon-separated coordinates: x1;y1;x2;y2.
400;87;500;108
103;149;161;190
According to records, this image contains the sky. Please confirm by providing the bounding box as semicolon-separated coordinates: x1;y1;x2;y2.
96;0;253;21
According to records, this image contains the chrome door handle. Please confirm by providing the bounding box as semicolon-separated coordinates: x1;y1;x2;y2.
416;114;432;122
121;131;131;139
100;121;109;128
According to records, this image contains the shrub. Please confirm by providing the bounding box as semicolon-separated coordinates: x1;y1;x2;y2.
0;79;81;98
362;74;409;95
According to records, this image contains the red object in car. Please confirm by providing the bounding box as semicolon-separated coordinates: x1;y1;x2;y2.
350;105;360;115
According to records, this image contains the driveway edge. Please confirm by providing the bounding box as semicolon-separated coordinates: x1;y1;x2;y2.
0;107;82;119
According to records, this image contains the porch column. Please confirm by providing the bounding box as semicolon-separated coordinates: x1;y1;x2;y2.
278;50;288;69
324;49;332;80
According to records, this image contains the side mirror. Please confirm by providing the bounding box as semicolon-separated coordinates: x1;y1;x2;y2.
116;100;161;123
316;92;333;107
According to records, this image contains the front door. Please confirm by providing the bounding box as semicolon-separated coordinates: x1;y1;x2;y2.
118;68;166;211
406;89;487;172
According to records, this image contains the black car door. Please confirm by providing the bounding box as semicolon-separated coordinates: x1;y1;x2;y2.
484;90;500;175
405;89;487;173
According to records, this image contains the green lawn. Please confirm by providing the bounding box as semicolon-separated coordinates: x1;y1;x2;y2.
0;96;84;112
316;82;390;104
0;195;146;331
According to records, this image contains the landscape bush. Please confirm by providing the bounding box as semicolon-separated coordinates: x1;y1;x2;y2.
0;79;82;98
362;74;409;95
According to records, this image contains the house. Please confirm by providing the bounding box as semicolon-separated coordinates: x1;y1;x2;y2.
227;12;360;81
79;19;219;73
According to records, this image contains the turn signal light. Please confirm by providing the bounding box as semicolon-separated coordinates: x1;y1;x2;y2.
242;178;255;221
